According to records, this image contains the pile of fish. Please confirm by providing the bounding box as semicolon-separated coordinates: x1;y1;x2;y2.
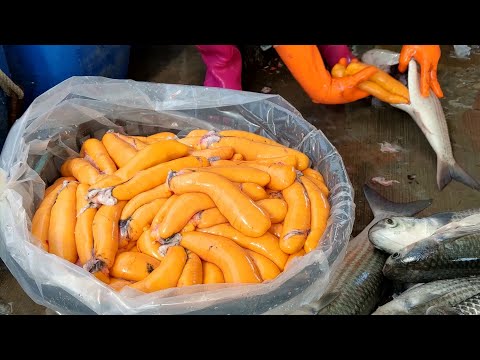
292;185;480;315
371;209;480;315
292;49;480;316
291;184;431;315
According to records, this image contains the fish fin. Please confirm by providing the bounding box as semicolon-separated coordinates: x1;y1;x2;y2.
290;292;341;315
437;160;480;191
433;213;480;234
363;184;432;218
392;102;413;114
426;305;461;315
412;109;434;135
403;282;425;291
431;218;480;243
315;291;340;314
436;160;452;191
428;211;457;225
403;289;452;312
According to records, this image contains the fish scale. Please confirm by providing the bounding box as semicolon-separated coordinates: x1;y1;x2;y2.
318;235;388;315
384;233;480;283
454;293;480;315
373;276;480;315
291;229;388;315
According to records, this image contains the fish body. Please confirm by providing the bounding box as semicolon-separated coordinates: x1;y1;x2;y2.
426;293;480;315
383;232;480;283
293;185;431;315
373;276;480;315
369;208;480;254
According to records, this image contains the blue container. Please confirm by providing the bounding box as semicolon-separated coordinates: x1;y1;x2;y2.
0;45;10;152
4;45;131;108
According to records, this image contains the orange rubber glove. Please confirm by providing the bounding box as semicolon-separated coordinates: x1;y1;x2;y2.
274;45;379;105
332;58;410;104
398;45;443;98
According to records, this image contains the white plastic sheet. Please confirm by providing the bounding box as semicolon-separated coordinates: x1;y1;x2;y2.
0;77;355;314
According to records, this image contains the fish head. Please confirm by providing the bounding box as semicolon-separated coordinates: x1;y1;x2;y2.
369;217;439;254
383;237;440;281
361;49;400;71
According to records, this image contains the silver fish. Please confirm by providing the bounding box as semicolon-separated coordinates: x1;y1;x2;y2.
426;293;480;315
361;49;400;72
372;276;480;315
369;208;480;254
383;230;480;283
291;184;431;315
363;49;480;191
394;60;480;191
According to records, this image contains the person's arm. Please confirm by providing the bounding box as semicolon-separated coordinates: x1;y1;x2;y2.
398;45;443;98
274;45;378;104
318;45;355;68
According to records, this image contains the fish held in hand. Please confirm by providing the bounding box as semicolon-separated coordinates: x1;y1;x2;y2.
364;49;480;191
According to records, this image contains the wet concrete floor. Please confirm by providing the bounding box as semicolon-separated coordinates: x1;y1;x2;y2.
1;45;479;314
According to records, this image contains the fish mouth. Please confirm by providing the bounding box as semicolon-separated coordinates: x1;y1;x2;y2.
382;256;399;278
368;228;390;248
368;230;385;246
368;230;413;254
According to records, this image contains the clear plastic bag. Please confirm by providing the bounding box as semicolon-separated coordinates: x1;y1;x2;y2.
0;76;355;314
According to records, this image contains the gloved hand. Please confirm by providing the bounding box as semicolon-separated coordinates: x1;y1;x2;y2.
275;45;379;104
332;58;410;104
398;45;443;98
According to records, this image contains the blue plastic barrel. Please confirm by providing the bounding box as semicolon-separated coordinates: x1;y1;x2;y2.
3;45;131;108
0;45;10;152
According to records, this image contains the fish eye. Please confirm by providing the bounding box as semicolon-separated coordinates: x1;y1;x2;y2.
392;252;400;259
386;218;395;226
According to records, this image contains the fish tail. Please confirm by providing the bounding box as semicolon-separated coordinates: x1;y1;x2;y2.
437;160;480;191
363;184;432;218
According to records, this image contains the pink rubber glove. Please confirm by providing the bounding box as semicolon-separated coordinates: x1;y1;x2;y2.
318;45;355;68
196;45;242;90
